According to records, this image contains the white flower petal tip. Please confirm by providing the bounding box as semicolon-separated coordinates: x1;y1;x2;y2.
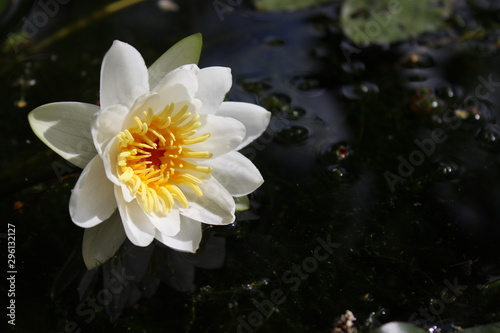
155;217;203;253
30;35;270;261
217;102;272;150
100;40;149;110
195;66;232;115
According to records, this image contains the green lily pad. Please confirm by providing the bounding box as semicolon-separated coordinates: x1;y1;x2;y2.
340;0;453;45
253;0;333;12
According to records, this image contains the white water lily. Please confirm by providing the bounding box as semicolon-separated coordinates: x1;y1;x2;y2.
28;35;270;268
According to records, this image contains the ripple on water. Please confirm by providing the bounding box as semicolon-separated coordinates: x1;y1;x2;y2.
436;160;462;180
476;124;500;152
274;126;310;145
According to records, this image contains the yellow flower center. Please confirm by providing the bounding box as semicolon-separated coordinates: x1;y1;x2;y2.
116;103;212;215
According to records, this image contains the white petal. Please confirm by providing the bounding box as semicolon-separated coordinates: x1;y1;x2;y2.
195;67;232;115
145;208;181;237
102;135;121;185
100;40;149;110
121;92;160;132
152;64;198;107
91;104;128;156
28;102;98;169
115;186;155;246
203;151;264;197
82;210;126;269
92;93;159;155
180;176;235;225
216;102;271;150
69;155;117;228
188;114;246;158
155;216;202;253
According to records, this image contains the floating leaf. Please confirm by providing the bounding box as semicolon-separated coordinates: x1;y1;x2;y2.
253;0;333;12
340;0;453;45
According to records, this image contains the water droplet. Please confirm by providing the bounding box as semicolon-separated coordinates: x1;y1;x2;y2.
341;82;379;100
435;85;464;101
318;142;352;164
325;165;348;182
274;126;309;145
282;106;306;120
457;100;495;123
476;124;500;152
436;161;461;179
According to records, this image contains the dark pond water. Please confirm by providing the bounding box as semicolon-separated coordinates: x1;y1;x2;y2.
1;0;500;332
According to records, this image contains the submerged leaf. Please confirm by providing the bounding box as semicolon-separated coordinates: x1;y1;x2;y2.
340;0;453;45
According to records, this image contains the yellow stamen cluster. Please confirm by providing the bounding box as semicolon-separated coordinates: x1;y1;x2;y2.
117;103;212;215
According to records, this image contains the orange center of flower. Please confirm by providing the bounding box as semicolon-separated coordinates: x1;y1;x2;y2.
116;103;212;215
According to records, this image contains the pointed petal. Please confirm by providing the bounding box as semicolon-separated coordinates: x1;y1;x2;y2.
82;210;126;269
28;102;98;169
180;176;235;225
203;151;264;196
188;114;246;158
152;64;198;107
115;187;155;246
216;102;271;150
195;67;232;115
69;155;117;228
148;33;202;89
155;216;202;253
146;208;181;237
100;40;149;110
